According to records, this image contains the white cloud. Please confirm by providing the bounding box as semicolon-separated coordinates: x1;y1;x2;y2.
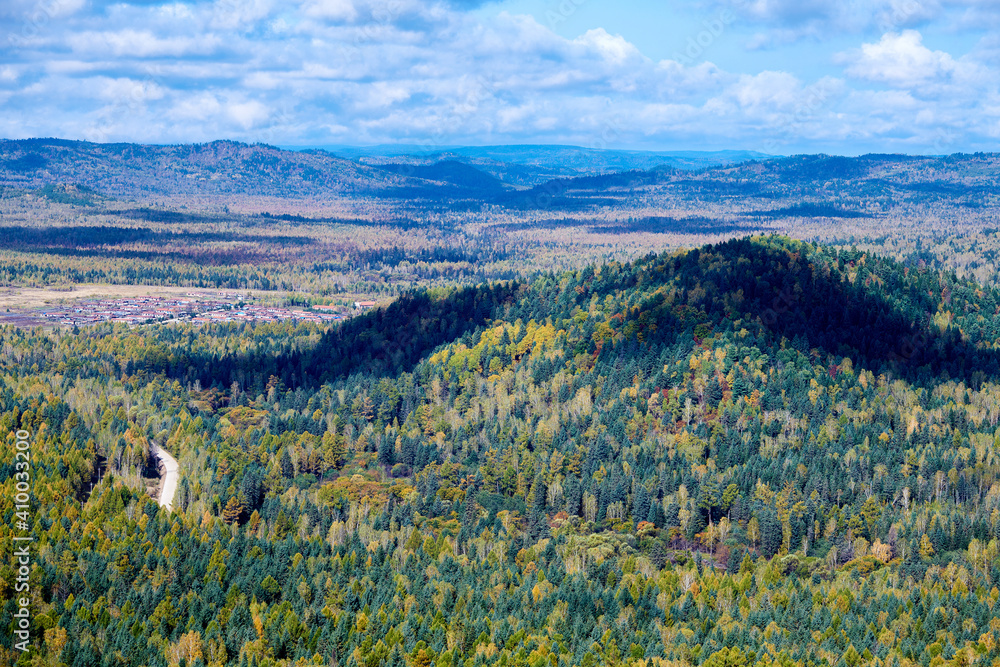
211;0;276;29
68;29;223;57
303;0;357;22
169;92;225;122
728;71;802;112
97;76;168;103
573;29;644;66
227;99;270;128
840;30;962;87
155;3;197;22
357;81;412;109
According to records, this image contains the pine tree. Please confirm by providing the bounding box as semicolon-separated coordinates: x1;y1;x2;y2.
279;448;294;478
378;434;395;467
760;511;782;558
462;496;479;529
528;476;549;540
651;541;667;570
727;546;745;574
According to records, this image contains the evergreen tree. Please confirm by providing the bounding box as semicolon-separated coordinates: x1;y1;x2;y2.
279;448;294;478
760;511;783;558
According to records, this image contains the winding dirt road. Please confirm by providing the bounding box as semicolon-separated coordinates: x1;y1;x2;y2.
150;443;179;511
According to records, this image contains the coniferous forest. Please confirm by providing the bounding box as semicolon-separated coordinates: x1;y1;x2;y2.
6;234;1000;667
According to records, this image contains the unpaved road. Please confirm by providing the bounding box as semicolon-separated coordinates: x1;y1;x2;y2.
150;443;179;511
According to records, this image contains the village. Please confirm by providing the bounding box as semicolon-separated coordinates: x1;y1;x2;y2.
37;293;373;327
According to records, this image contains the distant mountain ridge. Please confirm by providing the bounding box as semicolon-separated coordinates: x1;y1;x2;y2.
0;138;500;200
511;151;1000;216
311;143;771;184
0;138;768;200
2;139;999;214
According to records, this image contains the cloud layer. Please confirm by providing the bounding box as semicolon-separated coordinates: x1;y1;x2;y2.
0;0;997;153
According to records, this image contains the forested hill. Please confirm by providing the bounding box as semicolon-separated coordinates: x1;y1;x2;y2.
6;236;1000;666
0;139;513;199
157;235;1000;391
502;152;1000;215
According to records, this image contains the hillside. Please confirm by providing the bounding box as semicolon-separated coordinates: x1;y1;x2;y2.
4;236;1000;665
517;152;1000;213
0;139;510;200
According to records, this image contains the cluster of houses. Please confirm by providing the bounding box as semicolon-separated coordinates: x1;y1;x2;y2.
39;293;358;327
188;303;345;325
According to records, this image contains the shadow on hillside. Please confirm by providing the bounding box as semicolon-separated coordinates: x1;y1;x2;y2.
136;236;1000;393
616;237;1000;387
139;282;520;393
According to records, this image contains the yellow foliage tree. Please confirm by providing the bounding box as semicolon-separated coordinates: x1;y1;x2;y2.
919;534;935;560
166;631;204;667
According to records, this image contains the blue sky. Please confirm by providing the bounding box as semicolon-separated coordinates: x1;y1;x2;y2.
1;0;998;154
